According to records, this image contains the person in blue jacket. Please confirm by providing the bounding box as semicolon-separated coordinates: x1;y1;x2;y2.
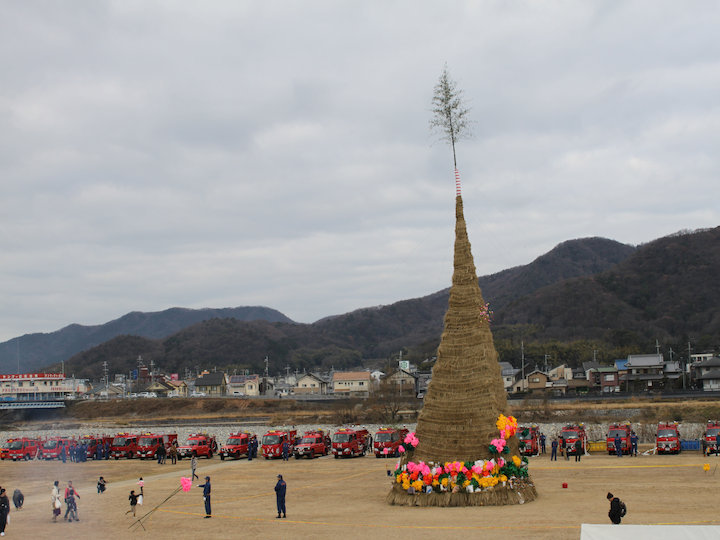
198;476;211;518
275;474;286;518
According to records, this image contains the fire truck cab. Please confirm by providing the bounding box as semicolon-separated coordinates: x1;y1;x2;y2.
39;437;74;460
703;421;720;455
293;430;329;459
136;433;178;459
220;432;252;460
606;423;632;455
656;421;681;454
3;437;40;461
332;428;369;458
373;427;409;458
177;433;218;460
561;424;587;456
262;430;297;460
111;433;139;459
519;425;540;456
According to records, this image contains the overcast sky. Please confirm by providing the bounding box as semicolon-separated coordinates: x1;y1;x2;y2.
1;1;719;342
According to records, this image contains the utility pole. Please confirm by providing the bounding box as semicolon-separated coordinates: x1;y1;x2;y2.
103;361;109;389
149;359;155;383
263;356;269;396
521;341;525;381
656;340;661;355
543;354;551;373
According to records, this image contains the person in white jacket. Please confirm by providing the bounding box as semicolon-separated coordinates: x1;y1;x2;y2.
51;480;62;522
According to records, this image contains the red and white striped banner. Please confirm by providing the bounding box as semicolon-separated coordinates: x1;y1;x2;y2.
454;168;461;196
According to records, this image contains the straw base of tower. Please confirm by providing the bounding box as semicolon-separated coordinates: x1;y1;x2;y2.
386;479;537;507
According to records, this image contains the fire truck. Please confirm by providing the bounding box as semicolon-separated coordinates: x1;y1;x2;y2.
220;432;252;460
656;422;681;454
606;423;632;455
519;425;540;456
79;435;111;460
2;437;40;461
177;433;218;460
111;433;139;459
262;430;297;460
373;427;409;458
39;437;74;460
293;430;330;459
561;424;587;457
136;433;178;459
332;428;369;458
703;420;720;455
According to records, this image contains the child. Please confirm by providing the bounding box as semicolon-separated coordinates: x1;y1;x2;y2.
137;478;144;505
97;477;106;494
127;490;138;516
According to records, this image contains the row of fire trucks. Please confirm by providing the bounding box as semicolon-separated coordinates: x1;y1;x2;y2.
0;426;412;462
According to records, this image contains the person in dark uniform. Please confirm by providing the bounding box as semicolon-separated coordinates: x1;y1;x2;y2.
540;433;546;454
607;492;624;524
275;474;287;518
574;439;582;462
550;437;558;461
199;476;211;518
281;440;290;461
614;435;623;457
0;488;10;536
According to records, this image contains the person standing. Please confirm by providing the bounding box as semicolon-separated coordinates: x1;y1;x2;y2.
169;444;177;465
281;440;290;461
540;433;546;454
564;438;570;461
550;437;558;461
574;439;582;462
614;435;623;457
51;480;62;522
607;492;625;524
0;488;9;536
64;481;80;522
198;476;211;518
275;474;287;519
191;455;199;480
630;431;639;457
60;443;67;464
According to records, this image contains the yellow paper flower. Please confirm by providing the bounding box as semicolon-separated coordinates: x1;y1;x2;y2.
441;478;449;487
499;475;508;482
412;480;424;492
512;455;522;467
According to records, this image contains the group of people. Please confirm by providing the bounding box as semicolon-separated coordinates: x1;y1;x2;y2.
0;487;24;536
613;432;639;457
51;480;80;523
548;434;584;462
58;441;111;463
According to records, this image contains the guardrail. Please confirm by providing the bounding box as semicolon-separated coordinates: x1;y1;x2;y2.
0;401;66;409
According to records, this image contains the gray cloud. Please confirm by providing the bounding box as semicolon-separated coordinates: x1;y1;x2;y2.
1;1;719;340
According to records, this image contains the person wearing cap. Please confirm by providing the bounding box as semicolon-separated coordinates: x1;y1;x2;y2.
198;476;211;518
274;474;287;519
0;488;9;536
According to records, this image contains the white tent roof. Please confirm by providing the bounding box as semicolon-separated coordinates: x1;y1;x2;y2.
581;524;720;540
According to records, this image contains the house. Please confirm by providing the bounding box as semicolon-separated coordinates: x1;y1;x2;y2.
526;370;549;393
415;371;433;397
498;362;519;392
165;379;189;397
691;357;720;391
385;369;417;395
144;379;183;397
590;366;621;393
294;373;329;395
193;372;227;396
623;354;666;392
227;375;261;397
332;371;372;396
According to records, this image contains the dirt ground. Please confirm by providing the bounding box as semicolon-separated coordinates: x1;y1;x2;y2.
1;445;719;539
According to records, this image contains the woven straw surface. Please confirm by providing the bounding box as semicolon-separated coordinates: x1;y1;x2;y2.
412;195;518;463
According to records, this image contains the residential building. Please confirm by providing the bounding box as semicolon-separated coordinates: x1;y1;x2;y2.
692;357;720;391
294;373;329;395
227;375;261;397
194;372;227;396
332;371;372;396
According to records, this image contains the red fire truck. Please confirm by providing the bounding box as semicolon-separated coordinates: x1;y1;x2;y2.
656;422;681;454
561;424;587;457
262;430;297;460
2;437;40;461
703;420;720;455
136;433;178;459
373;427;409;458
111;433;139;459
519;425;540;456
293;430;329;459
177;433;218;460
606;423;632;455
220;432;252;460
332;428;369;458
39;437;74;460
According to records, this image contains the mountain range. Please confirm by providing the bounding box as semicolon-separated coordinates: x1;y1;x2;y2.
2;227;719;379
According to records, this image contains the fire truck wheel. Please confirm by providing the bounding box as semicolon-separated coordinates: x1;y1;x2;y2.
220;454;225;460
334;454;339;459
294;454;300;460
207;452;212;459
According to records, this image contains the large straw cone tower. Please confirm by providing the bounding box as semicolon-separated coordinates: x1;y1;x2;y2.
387;195;537;507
